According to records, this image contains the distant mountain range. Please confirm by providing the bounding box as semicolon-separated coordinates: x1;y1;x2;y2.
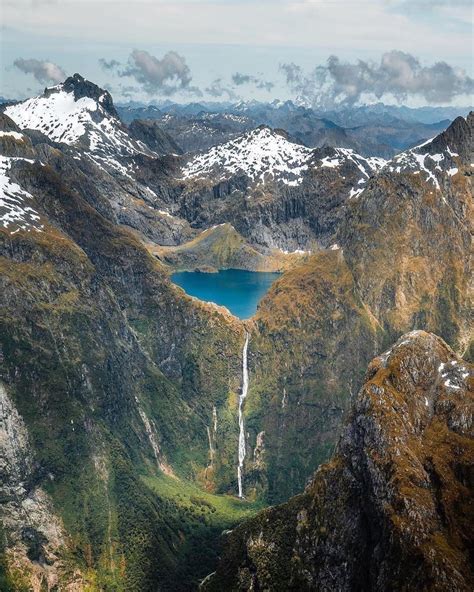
116;99;470;158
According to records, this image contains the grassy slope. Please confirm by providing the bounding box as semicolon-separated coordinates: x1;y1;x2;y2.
0;160;255;590
150;223;310;272
142;473;264;590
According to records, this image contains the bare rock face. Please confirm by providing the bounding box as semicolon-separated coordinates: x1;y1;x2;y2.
203;331;473;591
0;383;81;590
128;119;183;155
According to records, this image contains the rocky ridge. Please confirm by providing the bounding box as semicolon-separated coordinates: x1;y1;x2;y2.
202;331;474;591
4;74;156;179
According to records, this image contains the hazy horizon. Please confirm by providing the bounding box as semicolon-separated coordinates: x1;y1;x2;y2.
1;1;472;108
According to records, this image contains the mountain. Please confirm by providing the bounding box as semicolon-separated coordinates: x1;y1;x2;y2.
0;75;472;590
3;74;156;177
235;101;465;154
322;102;473;126
128;119;183;155
1;77;197;247
239;113;472;502
202;331;474;591
174;126;386;250
152;112;255;153
117;104;164;124
0;110;253;589
182;126;315;187
117;100;456;158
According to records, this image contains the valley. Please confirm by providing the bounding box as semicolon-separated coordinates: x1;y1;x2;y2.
0;73;472;591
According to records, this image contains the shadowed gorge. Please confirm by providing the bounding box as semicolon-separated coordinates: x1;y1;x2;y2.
202;331;474;592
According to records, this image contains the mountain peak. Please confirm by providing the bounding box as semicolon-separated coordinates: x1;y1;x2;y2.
424;111;473;165
43;73;118;119
182;125;314;186
3;75;154;175
386;110;472;186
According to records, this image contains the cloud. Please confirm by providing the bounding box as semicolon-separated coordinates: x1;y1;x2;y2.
99;58;120;71
232;73;252;86
279;63;303;86
389;0;471;10
13;58;66;84
281;51;474;107
120;49;200;96
232;72;274;92
205;78;239;101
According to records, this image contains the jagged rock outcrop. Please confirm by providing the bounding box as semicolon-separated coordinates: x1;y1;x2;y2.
0;383;81;590
202;331;474;591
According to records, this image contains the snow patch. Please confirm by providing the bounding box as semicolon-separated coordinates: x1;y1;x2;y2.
182;127;313;187
5;90;98;145
0;130;24;140
0;156;43;233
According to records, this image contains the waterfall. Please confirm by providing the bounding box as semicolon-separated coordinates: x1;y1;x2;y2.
237;332;249;498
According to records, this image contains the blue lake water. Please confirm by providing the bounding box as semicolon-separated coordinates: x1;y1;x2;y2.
171;269;281;319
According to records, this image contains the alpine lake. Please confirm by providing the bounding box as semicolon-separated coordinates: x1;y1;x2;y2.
171;269;281;319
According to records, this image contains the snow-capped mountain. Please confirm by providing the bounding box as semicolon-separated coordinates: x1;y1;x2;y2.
4;74;154;176
181;126;387;189
182;126;314;186
384;114;471;188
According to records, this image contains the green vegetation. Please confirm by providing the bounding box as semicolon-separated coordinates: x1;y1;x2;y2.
142;472;264;589
150;223;309;273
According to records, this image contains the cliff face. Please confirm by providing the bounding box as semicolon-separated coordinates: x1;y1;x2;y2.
236;113;472;502
0;383;71;591
203;331;474;592
339;113;473;353
0;120;249;589
174;129;386;251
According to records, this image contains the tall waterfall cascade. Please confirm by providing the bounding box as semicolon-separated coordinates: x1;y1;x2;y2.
237;332;250;498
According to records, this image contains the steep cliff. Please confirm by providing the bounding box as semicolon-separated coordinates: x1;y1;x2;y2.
203;331;474;591
0;116;253;590
235;113;472;502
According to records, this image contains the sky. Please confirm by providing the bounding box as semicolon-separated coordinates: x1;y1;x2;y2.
1;0;473;107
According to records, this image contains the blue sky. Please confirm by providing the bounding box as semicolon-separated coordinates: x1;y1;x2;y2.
1;0;472;106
